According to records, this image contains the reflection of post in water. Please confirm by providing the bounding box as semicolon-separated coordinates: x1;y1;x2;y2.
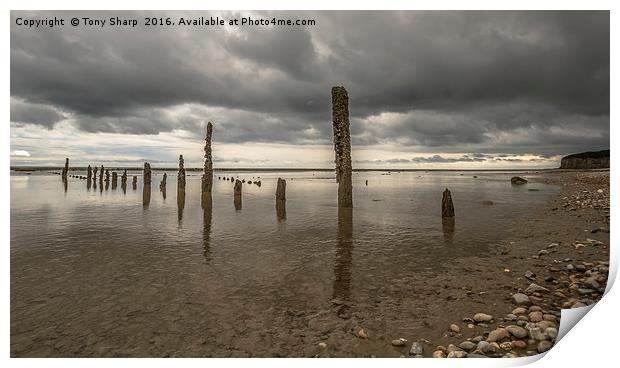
63;177;68;193
159;172;167;200
332;207;353;304
177;189;185;224
442;217;455;242
202;194;213;262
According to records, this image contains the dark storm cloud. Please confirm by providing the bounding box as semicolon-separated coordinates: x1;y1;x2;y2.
10;10;609;155
10;99;66;128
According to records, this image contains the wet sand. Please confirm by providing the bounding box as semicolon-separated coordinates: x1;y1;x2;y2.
10;170;609;357
306;170;609;358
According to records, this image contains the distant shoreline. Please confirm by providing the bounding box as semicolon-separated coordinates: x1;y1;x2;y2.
10;166;609;173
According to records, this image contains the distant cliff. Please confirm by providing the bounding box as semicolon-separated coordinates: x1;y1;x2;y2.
560;150;609;169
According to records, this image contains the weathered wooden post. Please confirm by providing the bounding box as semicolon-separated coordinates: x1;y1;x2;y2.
86;165;92;190
111;171;118;189
332;86;353;208
234;179;242;210
99;165;104;187
177;154;186;222
202;123;214;193
104;169;110;190
160;172;167;199
276;178;286;221
143;162;151;206
178;154;186;192
121;169;127;193
441;188;455;218
132;175;138;190
92;166;98;189
61;158;69;180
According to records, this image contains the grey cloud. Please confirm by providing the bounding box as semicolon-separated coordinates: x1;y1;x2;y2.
10;98;66;128
10;10;609;157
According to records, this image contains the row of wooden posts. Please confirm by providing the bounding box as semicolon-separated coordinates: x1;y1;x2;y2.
59;86;455;218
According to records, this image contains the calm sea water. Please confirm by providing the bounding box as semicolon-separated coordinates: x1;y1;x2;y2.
11;170;555;356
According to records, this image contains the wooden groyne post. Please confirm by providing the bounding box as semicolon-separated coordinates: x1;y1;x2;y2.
111;171;118;189
92;166;98;188
178;154;186;192
132;175;138;190
441;188;455;218
121;169;127;193
234;179;242;210
61;158;69;180
99;165;104;186
276;178;286;221
143;162;152;206
201;122;214;195
332;86;353;208
160;172;167;199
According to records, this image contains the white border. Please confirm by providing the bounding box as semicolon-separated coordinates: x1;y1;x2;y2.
3;2;616;368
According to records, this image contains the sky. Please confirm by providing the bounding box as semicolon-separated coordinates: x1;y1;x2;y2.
10;10;609;168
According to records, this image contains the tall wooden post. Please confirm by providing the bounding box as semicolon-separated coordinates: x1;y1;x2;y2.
202;122;214;194
442;188;455;218
143;162;152;206
276;178;286;221
178;154;186;192
332;87;353;208
234;179;242;210
61;158;69;180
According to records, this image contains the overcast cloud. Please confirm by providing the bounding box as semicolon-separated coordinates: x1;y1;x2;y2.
10;10;609;167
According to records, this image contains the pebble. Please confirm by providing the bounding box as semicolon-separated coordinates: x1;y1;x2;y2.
545;276;556;283
500;342;512;351
524;270;536;280
576;265;587;272
450;324;460;333
537;340;553;353
529;311;543;322
512;340;527;349
512;307;527;315
486;328;509;342
391;338;406;347
506;325;528;339
409;342;423;356
546;327;558;340
525;283;549;294
458;341;476;351
472;335;483;343
505;313;517;321
473;313;493;322
318;342;327;349
566;264;575;271
447;350;467;358
538;249;549;256
432;350;445;358
527;326;548;341
478;341;499;354
572;301;587;308
512;293;531;305
357;329;368;339
578;288;595;295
